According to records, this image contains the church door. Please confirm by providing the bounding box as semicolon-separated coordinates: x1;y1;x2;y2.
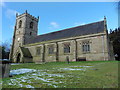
16;53;21;63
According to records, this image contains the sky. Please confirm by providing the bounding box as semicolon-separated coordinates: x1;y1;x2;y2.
1;2;118;44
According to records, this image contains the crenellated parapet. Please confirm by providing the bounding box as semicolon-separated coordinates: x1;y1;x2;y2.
16;10;39;22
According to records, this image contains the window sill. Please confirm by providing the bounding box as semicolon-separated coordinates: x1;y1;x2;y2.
48;54;55;56
63;53;71;55
82;51;90;54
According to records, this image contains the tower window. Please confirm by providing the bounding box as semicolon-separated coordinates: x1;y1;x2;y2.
19;20;22;28
30;22;34;29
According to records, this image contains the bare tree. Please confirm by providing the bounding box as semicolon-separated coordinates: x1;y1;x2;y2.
0;41;11;59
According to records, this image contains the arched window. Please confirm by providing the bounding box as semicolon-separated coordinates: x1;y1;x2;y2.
30;22;34;29
19;20;22;28
82;41;90;53
48;45;54;54
64;43;70;53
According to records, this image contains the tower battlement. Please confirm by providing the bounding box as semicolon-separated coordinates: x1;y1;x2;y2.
16;10;39;22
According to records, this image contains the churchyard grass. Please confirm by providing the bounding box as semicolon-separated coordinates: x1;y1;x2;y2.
2;61;119;88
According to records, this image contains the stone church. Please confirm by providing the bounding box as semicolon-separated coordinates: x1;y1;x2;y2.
9;11;115;63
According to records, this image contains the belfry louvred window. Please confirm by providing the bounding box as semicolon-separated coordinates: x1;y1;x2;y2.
19;20;22;28
30;22;34;29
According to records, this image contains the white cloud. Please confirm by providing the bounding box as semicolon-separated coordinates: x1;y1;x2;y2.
6;9;20;19
50;22;59;28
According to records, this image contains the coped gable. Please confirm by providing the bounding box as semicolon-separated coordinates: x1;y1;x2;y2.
26;20;105;44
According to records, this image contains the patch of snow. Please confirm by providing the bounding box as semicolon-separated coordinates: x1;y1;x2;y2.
53;85;58;88
10;68;36;75
9;77;34;88
59;81;63;83
32;73;37;75
8;83;13;85
25;85;34;88
36;77;51;82
0;82;2;85
32;71;64;77
18;84;23;87
21;79;26;82
60;68;85;71
70;66;93;68
11;63;21;65
6;69;65;88
45;73;64;77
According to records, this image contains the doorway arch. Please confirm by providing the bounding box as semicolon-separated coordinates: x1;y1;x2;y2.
16;53;21;63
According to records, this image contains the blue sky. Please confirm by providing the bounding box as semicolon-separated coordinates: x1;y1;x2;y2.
1;2;118;44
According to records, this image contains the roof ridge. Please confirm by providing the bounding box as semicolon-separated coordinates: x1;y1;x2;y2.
37;20;104;37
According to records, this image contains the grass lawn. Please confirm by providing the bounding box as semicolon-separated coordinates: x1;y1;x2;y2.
2;61;119;88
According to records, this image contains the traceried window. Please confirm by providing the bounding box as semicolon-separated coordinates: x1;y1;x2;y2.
48;45;54;54
82;41;90;53
64;43;70;53
36;47;41;55
19;20;22;28
30;22;34;29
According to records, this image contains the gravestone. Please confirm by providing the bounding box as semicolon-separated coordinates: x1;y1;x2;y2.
0;59;11;78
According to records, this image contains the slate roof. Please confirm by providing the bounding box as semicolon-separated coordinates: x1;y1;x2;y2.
20;47;32;58
27;20;105;44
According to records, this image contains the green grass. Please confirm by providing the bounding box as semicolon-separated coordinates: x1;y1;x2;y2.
2;61;119;88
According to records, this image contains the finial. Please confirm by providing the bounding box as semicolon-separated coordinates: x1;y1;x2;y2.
104;16;107;32
16;13;18;17
104;16;106;20
25;10;27;13
38;16;39;20
104;16;107;24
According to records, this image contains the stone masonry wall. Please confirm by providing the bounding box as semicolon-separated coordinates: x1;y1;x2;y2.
24;33;112;62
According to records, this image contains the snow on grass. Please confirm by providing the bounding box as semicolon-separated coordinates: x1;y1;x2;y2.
45;73;64;77
70;66;93;68
10;68;36;75
0;80;2;86
9;77;34;88
8;74;59;88
7;65;92;88
31;71;64;77
8;69;64;88
60;65;93;71
11;63;21;65
8;75;35;88
60;68;86;71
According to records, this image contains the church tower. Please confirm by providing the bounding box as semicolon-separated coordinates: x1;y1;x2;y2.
9;10;39;62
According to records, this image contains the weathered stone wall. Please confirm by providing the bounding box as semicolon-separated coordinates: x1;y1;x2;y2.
10;12;38;63
76;35;109;61
57;40;76;62
10;12;115;63
23;32;113;62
